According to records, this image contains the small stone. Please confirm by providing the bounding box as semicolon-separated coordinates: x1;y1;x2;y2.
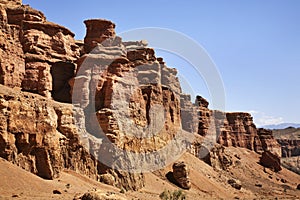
269;175;273;179
228;179;242;190
255;183;262;187
53;190;62;194
281;178;287;183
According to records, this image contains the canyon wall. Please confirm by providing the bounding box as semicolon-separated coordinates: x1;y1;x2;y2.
0;2;184;190
277;139;300;157
0;0;284;192
184;95;282;158
0;3;79;98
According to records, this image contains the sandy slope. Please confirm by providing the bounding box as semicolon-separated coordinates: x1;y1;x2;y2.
0;158;125;199
1;147;300;200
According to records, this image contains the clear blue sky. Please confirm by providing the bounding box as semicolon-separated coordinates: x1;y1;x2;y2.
23;0;300;126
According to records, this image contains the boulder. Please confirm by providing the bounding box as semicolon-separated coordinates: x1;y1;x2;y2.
228;179;242;190
172;161;191;189
260;151;282;172
81;190;127;200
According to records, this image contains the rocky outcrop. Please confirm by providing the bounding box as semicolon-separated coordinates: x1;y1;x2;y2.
260;151;282;172
84;19;116;53
273;127;300;158
180;94;198;134
0;85;97;180
0;12;187;190
0;4;25;88
0;84;144;190
70;19;186;172
227;179;242;190
172;161;191;189
277;139;300;157
257;128;281;157
0;0;21;7
0;3;80;97
202;144;232;171
195;96;211;136
190;96;281;157
225;112;259;151
0;0;286;193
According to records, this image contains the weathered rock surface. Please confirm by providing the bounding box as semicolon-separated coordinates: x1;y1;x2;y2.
0;0;21;7
273;127;300;158
172;161;191;189
0;84;144;190
0;0;288;193
0;2;79;97
260;151;282;172
257;128;282;157
84;19;116;53
203;144;233;171
70;19;186;175
180;94;198;134
228;178;242;190
0;85;96;180
190;95;281;157
277;139;300;157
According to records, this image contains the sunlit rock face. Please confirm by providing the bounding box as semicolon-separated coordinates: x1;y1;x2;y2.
0;1;284;192
0;3;79;97
189;95;281;158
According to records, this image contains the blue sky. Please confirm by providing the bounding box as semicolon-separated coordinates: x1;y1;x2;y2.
23;0;300;126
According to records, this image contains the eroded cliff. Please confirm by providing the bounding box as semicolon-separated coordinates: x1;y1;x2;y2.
0;0;285;193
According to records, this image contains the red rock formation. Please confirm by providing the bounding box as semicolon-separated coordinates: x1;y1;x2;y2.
193;96;281;157
0;3;80;97
83;19;116;53
0;4;25;88
0;84;145;190
202;144;233;171
277;139;300;157
195;95;211;136
225;112;258;150
72;19;183;155
260;151;282;172
0;85;97;180
172;161;191;189
180;94;198;134
0;0;21;7
257;128;281;157
0;1;286;192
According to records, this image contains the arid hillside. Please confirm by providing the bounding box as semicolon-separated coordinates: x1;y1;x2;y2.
0;0;300;199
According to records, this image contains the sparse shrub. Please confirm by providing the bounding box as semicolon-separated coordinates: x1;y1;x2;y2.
159;189;186;200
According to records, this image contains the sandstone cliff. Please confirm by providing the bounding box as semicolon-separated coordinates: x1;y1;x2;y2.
0;1;186;190
0;1;79;98
0;0;286;193
184;95;282;158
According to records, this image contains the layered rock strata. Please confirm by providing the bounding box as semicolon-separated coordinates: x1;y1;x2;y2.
172;161;191;189
188;95;281;158
0;2;79;98
70;19;188;174
0;85;145;190
0;0;285;192
277;139;300;157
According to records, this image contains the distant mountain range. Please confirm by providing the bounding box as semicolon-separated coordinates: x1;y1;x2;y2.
261;123;300;130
